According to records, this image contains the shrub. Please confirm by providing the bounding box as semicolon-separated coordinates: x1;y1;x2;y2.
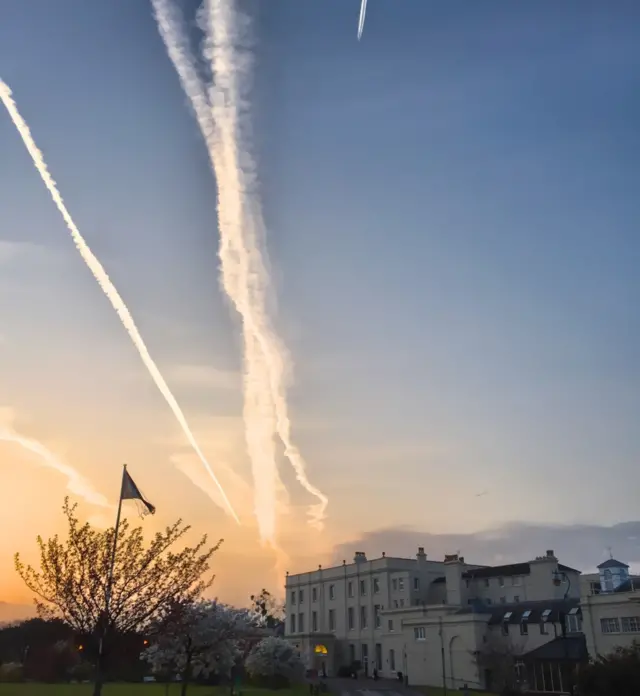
0;662;24;682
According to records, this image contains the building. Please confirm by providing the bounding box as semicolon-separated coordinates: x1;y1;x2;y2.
284;548;583;692
579;557;640;658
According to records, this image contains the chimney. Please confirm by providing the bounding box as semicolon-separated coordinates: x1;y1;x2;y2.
417;547;427;565
444;553;466;606
354;551;367;564
546;549;555;559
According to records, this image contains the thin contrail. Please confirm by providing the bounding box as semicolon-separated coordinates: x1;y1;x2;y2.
357;0;368;40
0;426;110;509
0;79;239;525
151;0;328;538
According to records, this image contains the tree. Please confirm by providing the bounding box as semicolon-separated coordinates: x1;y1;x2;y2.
250;589;284;634
15;498;221;695
474;633;525;694
577;640;640;696
245;636;304;689
143;599;255;696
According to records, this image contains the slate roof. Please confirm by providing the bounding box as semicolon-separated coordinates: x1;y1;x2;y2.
597;558;629;569
485;598;580;626
523;635;588;662
432;562;579;584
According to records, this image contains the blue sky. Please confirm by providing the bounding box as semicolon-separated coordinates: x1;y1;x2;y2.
1;0;639;602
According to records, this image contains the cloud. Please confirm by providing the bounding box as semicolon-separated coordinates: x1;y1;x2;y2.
0;240;54;265
332;521;640;574
167;364;241;391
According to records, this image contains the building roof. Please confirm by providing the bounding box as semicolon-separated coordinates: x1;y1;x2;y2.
432;562;579;584
523;635;588;662
597;558;630;569
485;598;580;626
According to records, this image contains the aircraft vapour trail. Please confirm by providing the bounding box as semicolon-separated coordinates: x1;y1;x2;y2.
0;79;240;525
151;0;279;543
357;0;368;40
0;427;110;508
203;0;328;530
152;0;328;539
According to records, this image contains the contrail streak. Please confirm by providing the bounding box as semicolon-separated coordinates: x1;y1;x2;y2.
151;0;278;542
204;0;328;529
151;0;328;538
0;426;110;509
0;79;239;525
357;0;368;40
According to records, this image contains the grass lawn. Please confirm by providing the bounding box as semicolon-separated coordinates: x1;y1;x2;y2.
0;687;307;696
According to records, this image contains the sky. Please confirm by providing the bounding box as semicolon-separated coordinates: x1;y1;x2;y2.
1;0;639;614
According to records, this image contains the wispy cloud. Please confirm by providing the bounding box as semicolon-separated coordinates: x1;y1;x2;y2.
0;240;52;265
168;364;240;391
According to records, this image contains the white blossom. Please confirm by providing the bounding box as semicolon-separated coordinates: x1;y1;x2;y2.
245;636;304;681
143;600;255;681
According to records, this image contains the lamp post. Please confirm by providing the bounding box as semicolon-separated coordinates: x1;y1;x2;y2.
552;569;572;694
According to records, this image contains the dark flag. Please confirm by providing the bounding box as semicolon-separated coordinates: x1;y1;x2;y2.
120;468;156;515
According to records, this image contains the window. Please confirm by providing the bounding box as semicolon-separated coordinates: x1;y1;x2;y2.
513;595;520;603
329;584;335;600
566;613;582;633
375;643;382;669
500;596;507;604
541;609;552;622
388;619;394;632
540;621;547;635
349;644;355;664
312;611;318;632
298;613;304;632
392;579;398;591
601;618;620;634
622;617;640;633
521;609;531;634
465;579;470;588
512;576;522;586
328;609;335;631
348;581;354;598
603;569;614;593
312;587;317;602
361;643;368;663
360;579;367;596
374;605;381;628
348;607;354;630
413;577;420;591
414;626;426;641
398;578;405;591
393;600;399;608
299;589;304;603
291;591;296;605
400;599;405;607
484;578;490;587
389;648;396;671
373;577;380;594
290;614;296;633
360;606;368;629
502;622;509;636
499;577;505;587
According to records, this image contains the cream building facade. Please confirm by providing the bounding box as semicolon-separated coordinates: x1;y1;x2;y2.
284;548;583;691
579;558;640;658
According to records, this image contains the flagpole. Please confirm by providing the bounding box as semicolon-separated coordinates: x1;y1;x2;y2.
94;464;126;696
105;464;127;615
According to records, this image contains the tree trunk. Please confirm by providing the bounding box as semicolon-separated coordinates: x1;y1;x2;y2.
180;654;192;696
